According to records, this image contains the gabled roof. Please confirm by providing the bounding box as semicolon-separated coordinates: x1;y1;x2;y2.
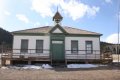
12;26;52;34
12;26;102;36
49;24;67;34
53;11;63;21
64;26;102;35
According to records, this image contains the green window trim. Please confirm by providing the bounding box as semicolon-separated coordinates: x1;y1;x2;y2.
36;40;43;53
20;39;29;53
71;40;78;54
85;41;93;54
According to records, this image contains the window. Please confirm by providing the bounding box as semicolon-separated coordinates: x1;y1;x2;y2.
21;39;28;53
71;40;78;53
86;41;93;54
36;40;43;53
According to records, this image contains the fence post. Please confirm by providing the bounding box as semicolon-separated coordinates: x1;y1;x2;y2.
50;50;52;66
85;50;87;63
1;43;3;57
1;42;5;66
2;42;5;55
65;50;67;66
95;50;96;60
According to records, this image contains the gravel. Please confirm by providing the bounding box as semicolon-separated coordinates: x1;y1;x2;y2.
0;65;120;80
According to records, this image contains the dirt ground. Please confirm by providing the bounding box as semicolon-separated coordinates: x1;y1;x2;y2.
0;65;120;80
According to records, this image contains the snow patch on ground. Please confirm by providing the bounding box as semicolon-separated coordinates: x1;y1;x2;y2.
113;60;120;62
42;64;52;69
1;64;52;70
22;65;42;69
67;64;106;68
1;66;9;69
1;64;107;69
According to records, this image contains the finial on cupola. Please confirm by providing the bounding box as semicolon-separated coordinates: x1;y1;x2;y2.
53;7;63;24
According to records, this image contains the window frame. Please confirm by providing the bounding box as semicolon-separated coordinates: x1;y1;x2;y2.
85;41;93;54
36;40;43;53
71;40;78;54
20;39;29;53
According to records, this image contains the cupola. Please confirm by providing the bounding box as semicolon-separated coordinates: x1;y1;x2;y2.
53;11;63;25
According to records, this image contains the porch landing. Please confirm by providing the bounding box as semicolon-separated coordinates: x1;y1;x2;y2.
1;55;104;66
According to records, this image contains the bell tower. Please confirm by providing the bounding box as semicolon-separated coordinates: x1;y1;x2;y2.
53;11;63;25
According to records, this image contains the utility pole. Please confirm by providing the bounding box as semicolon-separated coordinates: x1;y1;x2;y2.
118;0;120;65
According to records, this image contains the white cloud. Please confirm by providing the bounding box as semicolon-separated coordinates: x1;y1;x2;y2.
60;0;87;20
31;0;100;20
0;0;6;22
4;11;11;16
34;22;41;27
87;6;100;17
106;33;120;44
60;0;100;20
0;0;5;12
16;14;29;23
105;0;112;3
31;0;59;17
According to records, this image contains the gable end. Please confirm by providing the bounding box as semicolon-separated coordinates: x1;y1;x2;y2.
49;24;67;34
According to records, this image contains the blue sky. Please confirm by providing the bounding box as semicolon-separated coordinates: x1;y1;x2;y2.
0;0;119;43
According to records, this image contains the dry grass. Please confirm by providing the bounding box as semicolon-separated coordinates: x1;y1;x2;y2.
0;66;120;80
113;54;120;61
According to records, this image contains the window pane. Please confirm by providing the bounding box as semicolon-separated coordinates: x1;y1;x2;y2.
86;41;93;54
71;40;78;53
87;48;91;50
36;40;43;53
21;39;28;53
86;50;92;54
87;44;92;47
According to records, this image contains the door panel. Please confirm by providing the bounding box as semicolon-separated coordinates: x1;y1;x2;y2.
52;41;64;61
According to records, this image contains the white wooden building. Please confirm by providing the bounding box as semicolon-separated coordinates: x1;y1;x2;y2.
5;11;102;65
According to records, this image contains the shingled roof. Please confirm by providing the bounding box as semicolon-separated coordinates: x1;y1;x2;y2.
13;26;51;34
53;11;63;21
64;27;102;35
12;26;102;36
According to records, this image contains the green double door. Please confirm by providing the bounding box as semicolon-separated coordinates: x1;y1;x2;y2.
51;40;65;61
